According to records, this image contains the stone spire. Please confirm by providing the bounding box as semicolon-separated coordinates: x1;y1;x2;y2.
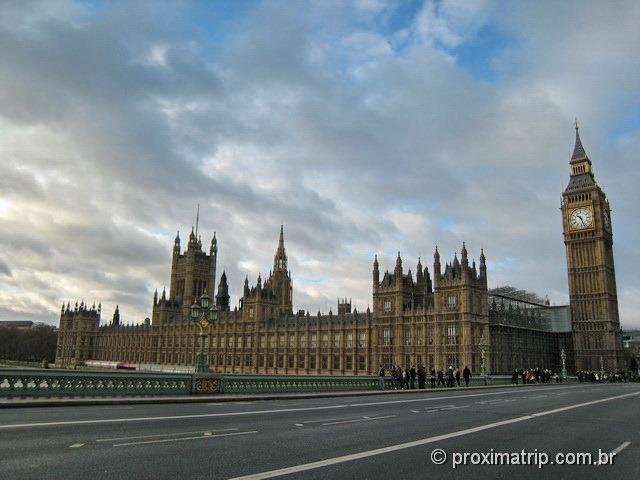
173;230;180;256
373;254;379;292
273;225;288;272
571;120;587;160
215;270;230;311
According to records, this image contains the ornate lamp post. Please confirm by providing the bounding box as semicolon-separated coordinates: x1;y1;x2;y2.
599;355;604;380
190;292;218;373
478;335;488;383
560;347;567;381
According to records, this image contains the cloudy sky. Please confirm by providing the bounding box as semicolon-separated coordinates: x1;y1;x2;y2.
0;0;639;328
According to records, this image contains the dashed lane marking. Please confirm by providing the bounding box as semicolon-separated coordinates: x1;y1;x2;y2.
97;428;238;442
69;443;84;448
113;430;258;447
320;415;396;426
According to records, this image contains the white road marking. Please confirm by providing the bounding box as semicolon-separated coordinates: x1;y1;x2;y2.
424;405;469;413
96;428;238;442
299;416;364;425
0;384;599;430
595;441;630;466
228;391;640;480
477;398;516;405
69;443;84;448
294;423;303;427
610;441;631;456
410;410;420;413
321;415;396;426
113;430;257;447
347;384;585;407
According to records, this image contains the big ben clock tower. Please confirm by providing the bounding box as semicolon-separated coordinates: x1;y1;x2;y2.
561;123;625;372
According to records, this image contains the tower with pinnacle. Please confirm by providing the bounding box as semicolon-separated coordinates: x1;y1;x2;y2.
561;124;625;371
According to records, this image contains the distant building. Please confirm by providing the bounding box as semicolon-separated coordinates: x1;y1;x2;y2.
0;321;35;330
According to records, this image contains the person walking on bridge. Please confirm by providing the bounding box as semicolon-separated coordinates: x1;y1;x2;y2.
463;366;471;387
378;364;385;390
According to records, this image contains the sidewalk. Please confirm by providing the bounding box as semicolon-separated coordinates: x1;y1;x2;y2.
0;382;567;408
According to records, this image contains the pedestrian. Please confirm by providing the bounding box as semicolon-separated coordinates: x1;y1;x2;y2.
463;365;471;387
378;364;385;390
430;369;436;388
417;365;426;389
511;369;518;385
447;366;454;388
455;368;461;387
410;366;417;389
437;369;445;387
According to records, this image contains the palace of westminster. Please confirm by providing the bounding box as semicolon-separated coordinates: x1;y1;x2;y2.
56;129;626;374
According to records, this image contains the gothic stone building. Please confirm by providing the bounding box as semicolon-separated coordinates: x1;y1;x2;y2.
56;229;571;375
57;225;491;374
56;130;625;375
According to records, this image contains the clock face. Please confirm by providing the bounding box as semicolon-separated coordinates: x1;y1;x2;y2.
569;207;593;229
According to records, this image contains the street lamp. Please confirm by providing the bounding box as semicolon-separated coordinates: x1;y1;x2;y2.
599;355;604;380
560;347;567;381
191;292;218;373
478;335;488;383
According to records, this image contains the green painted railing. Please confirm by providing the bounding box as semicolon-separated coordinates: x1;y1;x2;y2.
0;369;576;398
221;375;379;394
0;369;191;397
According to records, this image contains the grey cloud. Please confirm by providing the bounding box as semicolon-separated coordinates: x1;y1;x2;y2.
0;1;638;328
0;259;11;277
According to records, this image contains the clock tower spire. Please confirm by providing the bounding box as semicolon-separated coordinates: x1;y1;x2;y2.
561;124;624;372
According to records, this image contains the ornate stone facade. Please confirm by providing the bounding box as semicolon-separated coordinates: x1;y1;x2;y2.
55;229;574;374
561;126;626;371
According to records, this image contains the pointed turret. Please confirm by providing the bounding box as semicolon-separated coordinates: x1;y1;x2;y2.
210;232;217;255
461;242;468;267
479;248;487;279
567;121;594;180
209;231;218;298
571;122;587;160
112;305;120;326
273;225;288;272
373;254;380;293
416;257;423;284
215;270;230;311
244;275;250;297
173;231;180;256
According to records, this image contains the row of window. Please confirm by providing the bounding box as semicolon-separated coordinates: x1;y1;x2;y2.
380;325;458;346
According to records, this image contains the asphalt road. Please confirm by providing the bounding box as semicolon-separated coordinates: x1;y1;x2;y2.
1;383;639;479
